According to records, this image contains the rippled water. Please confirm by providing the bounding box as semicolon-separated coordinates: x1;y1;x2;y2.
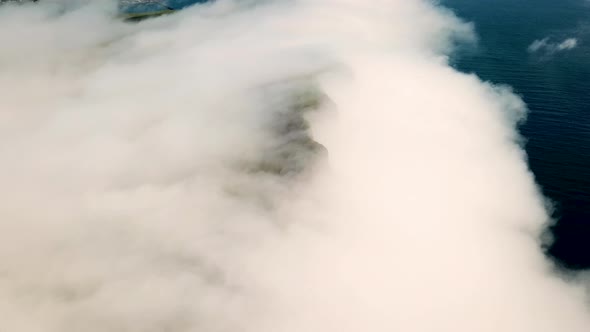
444;0;590;269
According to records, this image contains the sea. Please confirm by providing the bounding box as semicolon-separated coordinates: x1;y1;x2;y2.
443;0;590;270
120;0;208;14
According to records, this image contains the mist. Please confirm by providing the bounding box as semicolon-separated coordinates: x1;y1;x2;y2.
528;37;579;54
0;0;589;331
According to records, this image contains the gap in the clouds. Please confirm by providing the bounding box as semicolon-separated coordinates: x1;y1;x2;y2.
443;0;590;270
120;0;208;13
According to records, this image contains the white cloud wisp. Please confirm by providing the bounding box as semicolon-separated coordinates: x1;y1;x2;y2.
528;37;579;54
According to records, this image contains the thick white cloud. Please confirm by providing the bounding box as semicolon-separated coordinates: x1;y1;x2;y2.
0;0;588;331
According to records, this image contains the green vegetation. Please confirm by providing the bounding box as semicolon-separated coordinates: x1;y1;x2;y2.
119;8;176;22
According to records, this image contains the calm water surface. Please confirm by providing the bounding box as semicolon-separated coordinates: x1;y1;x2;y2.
444;0;590;269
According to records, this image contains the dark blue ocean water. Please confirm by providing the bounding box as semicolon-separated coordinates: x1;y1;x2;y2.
444;0;590;270
120;0;207;13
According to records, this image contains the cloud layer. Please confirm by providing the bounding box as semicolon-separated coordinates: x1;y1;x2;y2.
0;0;588;331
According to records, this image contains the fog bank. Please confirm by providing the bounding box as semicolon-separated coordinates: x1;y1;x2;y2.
0;0;588;331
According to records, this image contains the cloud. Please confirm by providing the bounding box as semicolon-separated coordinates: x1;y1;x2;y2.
528;37;579;54
0;0;588;331
558;38;579;50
